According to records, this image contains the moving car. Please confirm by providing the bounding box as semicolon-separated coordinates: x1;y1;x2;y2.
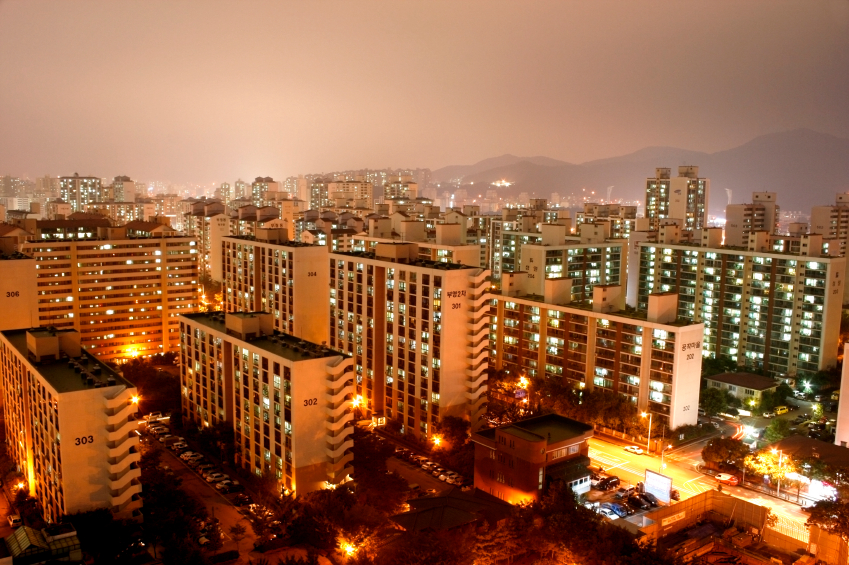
624;446;644;455
716;473;739;486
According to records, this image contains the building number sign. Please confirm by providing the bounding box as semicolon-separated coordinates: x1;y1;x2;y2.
75;435;94;446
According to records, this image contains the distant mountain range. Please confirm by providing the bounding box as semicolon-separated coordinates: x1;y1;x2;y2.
432;129;849;216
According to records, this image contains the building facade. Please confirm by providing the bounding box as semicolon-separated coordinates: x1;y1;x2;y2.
329;243;490;439
222;232;330;345
0;328;142;523
490;284;702;430
645;166;709;231
20;234;199;359
472;414;593;504
633;230;845;376
179;312;354;494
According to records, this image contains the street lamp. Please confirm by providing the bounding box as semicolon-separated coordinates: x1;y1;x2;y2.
642;412;652;454
660;444;672;471
770;449;785;496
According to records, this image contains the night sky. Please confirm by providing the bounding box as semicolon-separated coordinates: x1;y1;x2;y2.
2;1;848;183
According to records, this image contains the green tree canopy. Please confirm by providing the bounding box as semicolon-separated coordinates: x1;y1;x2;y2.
700;387;728;418
701;438;752;470
764;418;792;443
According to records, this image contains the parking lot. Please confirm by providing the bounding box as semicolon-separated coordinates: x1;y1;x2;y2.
141;419;258;554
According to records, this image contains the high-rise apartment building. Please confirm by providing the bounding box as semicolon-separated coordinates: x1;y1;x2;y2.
490;279;702;429
19;232;199;359
0;328;142;523
329;243;490;440
645;166;709;231
810;193;849;303
632;227;844;376
179;312;354;493
251;177;281;206
725;192;780;247
384;175;418;200
223;231;329;345
59;174;104;212
309;179;331;210
111;175;137;203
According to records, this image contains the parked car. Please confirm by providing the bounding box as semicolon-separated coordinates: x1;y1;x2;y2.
602;502;631;518
179;451;197;460
614;486;635;499
7;515;21;528
188;458;208;468
157;434;174;443
716;473;739;486
762;411;776;419
627;495;650;511
597;507;619;520
624;446;644;455
233;494;253;506
640;493;658;506
596;476;620;491
206;473;229;483
146;412;163;422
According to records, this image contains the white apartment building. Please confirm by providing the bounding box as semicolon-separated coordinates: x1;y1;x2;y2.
645;166;709;231
490;278;702;430
84;201;157;225
329;243;490;440
111;176;137;203
20;232;199;359
631;227;844;376
223;230;330;345
180;312;354;493
59;174;104;213
352;222;485;268
810;193;849;303
0;253;38;330
725;192;780;247
0;328;142;523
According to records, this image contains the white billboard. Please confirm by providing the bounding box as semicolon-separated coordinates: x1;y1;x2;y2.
645;469;673;504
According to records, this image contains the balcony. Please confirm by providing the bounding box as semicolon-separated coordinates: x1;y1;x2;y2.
465;383;488;401
110;467;141;492
108;450;140;475
110;480;142;508
465;361;488;379
326;452;354;478
325;438;354;459
325;403;350;420
326;411;353;432
106;420;139;443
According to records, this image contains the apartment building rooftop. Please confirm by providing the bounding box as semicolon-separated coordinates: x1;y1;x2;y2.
0;252;31;260
476;413;593;445
0;328;132;393
497;290;693;327
182;312;344;362
224;235;319;248
333;249;479;271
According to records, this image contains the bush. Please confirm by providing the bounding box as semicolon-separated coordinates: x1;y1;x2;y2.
210;549;240;563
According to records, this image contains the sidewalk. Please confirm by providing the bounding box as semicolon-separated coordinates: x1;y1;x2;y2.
696;464;816;507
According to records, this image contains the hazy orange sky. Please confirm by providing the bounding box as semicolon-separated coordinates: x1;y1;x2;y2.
1;0;847;183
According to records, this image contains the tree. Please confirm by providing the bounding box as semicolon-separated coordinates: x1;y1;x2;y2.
807;499;849;543
701;355;738;378
433;416;470;450
744;450;796;485
229;523;247;554
701;438;752;471
700;387;728;418
764;419;792;443
205;521;224;554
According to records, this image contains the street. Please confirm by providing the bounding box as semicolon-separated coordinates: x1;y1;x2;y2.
587;435;810;541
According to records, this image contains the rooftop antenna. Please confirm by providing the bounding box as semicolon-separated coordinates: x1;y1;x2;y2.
725;188;732;206
606;186;614;203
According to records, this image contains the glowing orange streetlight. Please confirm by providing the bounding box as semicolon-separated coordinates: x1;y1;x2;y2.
131;395;140;405
351;395;362;409
432;435;442;447
341;542;356;556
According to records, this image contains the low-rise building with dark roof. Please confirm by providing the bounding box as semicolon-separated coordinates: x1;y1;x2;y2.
702;372;778;406
390;486;512;533
472;413;594;504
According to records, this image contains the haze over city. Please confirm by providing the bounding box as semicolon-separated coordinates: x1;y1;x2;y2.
2;1;848;184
